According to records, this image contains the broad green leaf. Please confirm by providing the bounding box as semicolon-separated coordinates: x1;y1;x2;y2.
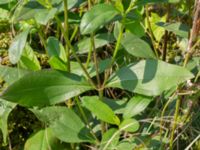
32;106;95;143
34;8;57;25
106;59;194;96
24;128;67;150
75;33;115;54
156;22;189;38
8;27;30;64
100;128;119;149
102;97;127;114
115;0;124;12
0;99;16;145
123;96;152;118
48;56;67;71
1;70;93;107
13;1;59;24
13;1;47;22
19;44;41;71
125;20;145;37
119;119;140;132
47;36;67;62
82;96;120;125
80;4;121;34
0;65;29;85
121;32;156;58
145;13;166;42
116;141;136;150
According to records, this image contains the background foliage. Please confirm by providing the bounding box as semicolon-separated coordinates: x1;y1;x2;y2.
0;0;199;149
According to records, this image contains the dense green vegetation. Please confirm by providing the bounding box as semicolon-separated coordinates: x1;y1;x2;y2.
0;0;199;149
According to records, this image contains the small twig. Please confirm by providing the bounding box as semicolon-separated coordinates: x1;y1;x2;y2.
162;4;171;61
185;0;200;57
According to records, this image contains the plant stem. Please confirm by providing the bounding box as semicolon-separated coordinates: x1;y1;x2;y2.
145;4;159;58
111;24;123;64
86;43;93;68
169;98;181;150
70;25;78;42
63;0;71;72
38;28;47;53
91;33;101;87
162;4;170;61
55;16;97;88
186;0;200;54
88;0;91;9
101;22;124;88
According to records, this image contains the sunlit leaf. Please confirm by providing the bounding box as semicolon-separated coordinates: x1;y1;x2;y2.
1;70;93;106
80;4;121;34
106;59;194;96
8;27;30;64
82;96;120;125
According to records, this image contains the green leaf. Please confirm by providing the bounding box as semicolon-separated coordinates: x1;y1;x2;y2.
19;44;41;71
156;22;189;38
102;97;127;114
145;13;166;42
13;1;63;24
48;56;67;71
125;20;145;37
116;141;135;150
32;106;95;143
82;96;120;125
34;8;57;25
75;33;115;54
106;59;194;96
80;4;121;34
47;36;67;62
0;65;29;85
0;99;16;145
135;0;180;5
123;96;152;118
0;8;9;19
100;128;119;149
13;1;46;22
121;32;156;58
1;70;93;107
24;128;67;150
0;0;13;5
8;27;30;64
119;119;140;132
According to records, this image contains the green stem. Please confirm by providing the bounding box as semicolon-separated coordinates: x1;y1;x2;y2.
101;23;124;88
70;25;78;42
169;98;181;150
63;0;70;72
55;16;97;88
85;42;93;68
111;23;124;64
38;28;47;53
145;5;159;58
91;33;101;87
88;0;91;9
183;39;200;67
160;91;177;141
